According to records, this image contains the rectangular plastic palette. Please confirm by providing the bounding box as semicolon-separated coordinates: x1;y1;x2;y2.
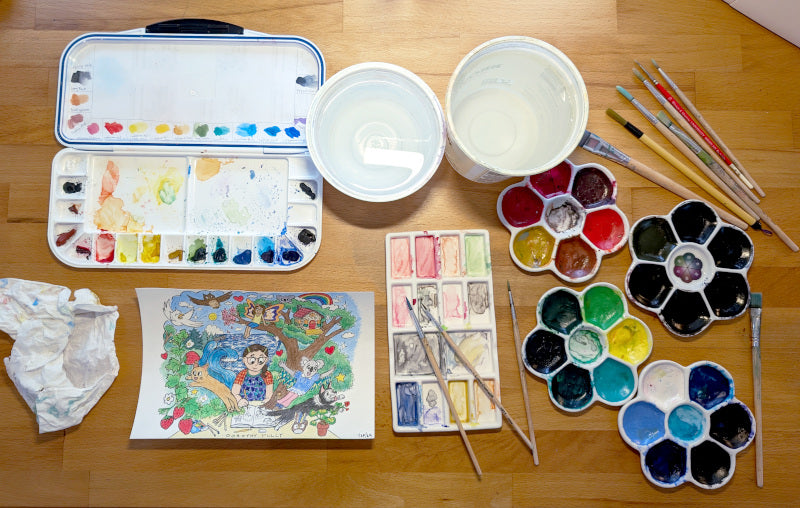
385;230;502;433
48;21;324;270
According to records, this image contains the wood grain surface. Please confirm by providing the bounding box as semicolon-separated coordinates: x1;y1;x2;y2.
1;0;799;506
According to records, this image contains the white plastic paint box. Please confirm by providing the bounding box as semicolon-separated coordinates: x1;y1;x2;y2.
49;19;325;270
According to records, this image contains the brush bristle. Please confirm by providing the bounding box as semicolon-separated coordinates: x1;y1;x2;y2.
606;108;626;126
651;58;661;69
632;68;645;81
750;292;762;308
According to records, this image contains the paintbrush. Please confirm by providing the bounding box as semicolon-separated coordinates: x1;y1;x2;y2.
750;292;764;488
652;59;764;197
423;306;539;463
606;108;761;231
507;281;540;465
405;298;482;478
578;130;748;229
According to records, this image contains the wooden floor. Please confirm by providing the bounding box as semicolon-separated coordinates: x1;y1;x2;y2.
1;0;800;506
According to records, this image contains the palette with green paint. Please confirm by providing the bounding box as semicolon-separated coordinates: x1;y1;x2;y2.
385;230;502;433
522;283;653;412
49;21;325;270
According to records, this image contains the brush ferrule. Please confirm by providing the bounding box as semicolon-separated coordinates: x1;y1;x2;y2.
750;307;762;347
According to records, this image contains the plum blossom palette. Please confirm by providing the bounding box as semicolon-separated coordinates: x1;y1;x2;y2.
385;230;502;433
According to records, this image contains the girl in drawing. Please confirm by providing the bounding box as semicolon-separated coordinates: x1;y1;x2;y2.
231;344;274;407
274;357;334;409
242;300;266;339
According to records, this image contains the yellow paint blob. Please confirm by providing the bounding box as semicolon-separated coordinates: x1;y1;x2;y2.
141;234;161;263
155;124;170;134
129;122;148;134
513;226;555;268
173;124;190;135
116;234;138;263
195;158;222;181
457;334;487;368
448;380;469;423
168;249;184;262
608;318;651;364
94;196;130;231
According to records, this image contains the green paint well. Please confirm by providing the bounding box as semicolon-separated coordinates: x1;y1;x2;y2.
568;328;602;364
464;234;488;276
583;285;624;330
594;357;635;404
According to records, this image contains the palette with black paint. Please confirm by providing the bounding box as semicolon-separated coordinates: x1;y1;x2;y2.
385;230;502;433
497;159;629;283
618;360;755;489
522;283;653;412
625;200;754;336
49;23;325;270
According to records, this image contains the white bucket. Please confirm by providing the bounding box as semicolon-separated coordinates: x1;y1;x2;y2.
307;62;446;202
445;36;589;183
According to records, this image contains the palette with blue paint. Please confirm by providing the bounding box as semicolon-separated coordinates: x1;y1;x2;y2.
49;21;325;270
522;283;653;412
618;360;755;489
385;230;502;433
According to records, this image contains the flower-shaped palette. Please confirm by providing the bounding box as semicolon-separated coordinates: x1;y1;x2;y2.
522;283;653;412
618;360;755;489
497;159;629;283
625;200;754;337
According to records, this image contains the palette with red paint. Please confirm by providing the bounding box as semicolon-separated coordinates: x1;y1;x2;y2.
385;230;502;433
49;21;325;270
497;159;629;283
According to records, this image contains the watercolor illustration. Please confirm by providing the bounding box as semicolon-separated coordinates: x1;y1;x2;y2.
131;289;375;439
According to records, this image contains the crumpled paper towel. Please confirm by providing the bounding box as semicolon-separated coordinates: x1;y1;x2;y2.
0;278;120;433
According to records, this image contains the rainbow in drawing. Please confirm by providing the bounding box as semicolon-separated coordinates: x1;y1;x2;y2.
299;293;333;306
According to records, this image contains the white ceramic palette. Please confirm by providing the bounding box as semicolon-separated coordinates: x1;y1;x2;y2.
385;230;502;433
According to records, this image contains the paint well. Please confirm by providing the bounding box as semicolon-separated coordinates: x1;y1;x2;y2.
704;272;748;318
442;283;466;323
277;236;302;265
464;234;488;276
417;285;438;325
187;238;207;263
709;402;753;449
661;290;711;336
95;233;115;263
622;400;666;446
448;380;469;423
467;282;490;322
554;236;597;280
396;382;420;426
391;285;412;327
141;234;161;263
690;440;731;487
567;327;602;365
501;185;543;227
523;329;567;375
627;263;672;309
512;226;554;268
572;166;614;208
545;198;582;234
550;363;592;410
529;161;572;197
668;404;705;443
632;218;677;262
212;238;227;263
641;362;685;411
671;201;717;244
607;318;650;365
583;285;624;330
689;364;731;410
707;226;752;269
257;237;275;263
415;235;438;278
593;357;635;403
116;234;138;263
440;235;461;277
583;208;626;251
645;440;687;486
232;249;252;265
540;289;581;334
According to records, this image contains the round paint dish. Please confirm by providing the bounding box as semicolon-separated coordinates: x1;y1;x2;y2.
521;283;653;412
618;360;755;489
306;62;446;202
497;159;629;283
625;200;754;337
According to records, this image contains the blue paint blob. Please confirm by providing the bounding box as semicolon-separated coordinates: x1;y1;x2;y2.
212;238;227;263
213;126;230;136
264;126;281;136
689;364;731;410
396;382;420;426
645;440;687;486
277;236;303;265
249;169;256;180
668;404;705;443
257;237;275;264
285;126;301;138
236;123;258;137
690;440;731;486
593;357;635;404
709;402;753;449
622;401;665;446
232;249;252;265
550;364;592;410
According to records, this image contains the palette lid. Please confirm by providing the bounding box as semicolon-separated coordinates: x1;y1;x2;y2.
55;19;324;153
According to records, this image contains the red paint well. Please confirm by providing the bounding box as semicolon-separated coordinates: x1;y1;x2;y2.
529;161;572;198
501;186;544;227
583;208;626;251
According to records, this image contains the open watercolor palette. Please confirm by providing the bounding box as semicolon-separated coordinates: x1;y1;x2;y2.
49;21;325;270
497;159;629;283
385;230;502;432
618;360;755;489
522;283;653;412
626;200;754;336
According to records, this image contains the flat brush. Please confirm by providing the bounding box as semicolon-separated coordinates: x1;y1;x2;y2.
750;292;764;488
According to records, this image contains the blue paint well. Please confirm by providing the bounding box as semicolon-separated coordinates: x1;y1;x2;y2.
593;357;635;403
285;126;301;138
257;237;275;264
645;440;687;486
689;364;731;410
213;126;230;136
236;123;258;137
668;404;705;442
277;236;302;265
550;363;592;410
622;401;665;446
232;249;252;265
264;126;281;136
396;382;420;426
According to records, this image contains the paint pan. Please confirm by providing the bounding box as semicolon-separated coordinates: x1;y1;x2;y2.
444;36;589;183
385;230;502;433
625;200;754;337
49;22;325;270
498;159;629;283
307;62;445;202
522;283;652;413
618;360;755;489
